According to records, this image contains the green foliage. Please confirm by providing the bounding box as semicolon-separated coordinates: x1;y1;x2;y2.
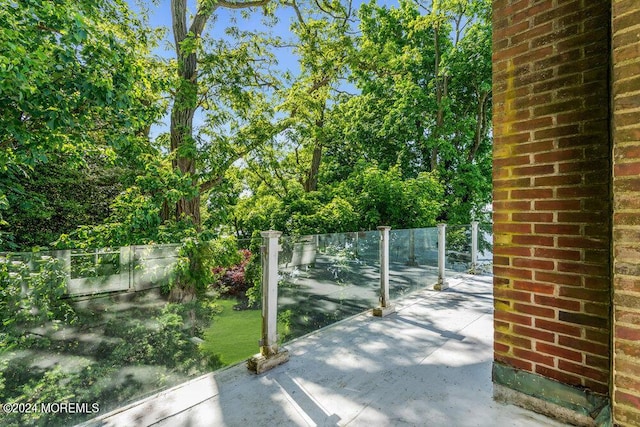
244;231;264;308
0;194;11;249
0;296;220;427
230;192;335;236
322;0;492;224
54;156;198;249
103;301;217;372
169;236;242;302
0;0;165;250
2;366;76;427
214;0;491;236
0;0;163;169
2;0;492;266
1;155;127;251
0;253;76;350
338;162;443;230
268;191;359;236
228;162;442;237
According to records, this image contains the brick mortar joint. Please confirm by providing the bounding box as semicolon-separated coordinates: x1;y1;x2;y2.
612;305;640;313
614;374;640;385
613;355;640;369
614;337;640;349
613;107;640;117
612;42;640;53
612;17;640;32
613;89;640;98
612;141;640;148
614;290;640;297
613;57;640;68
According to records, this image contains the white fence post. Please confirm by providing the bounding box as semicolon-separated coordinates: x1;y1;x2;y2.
434;223;448;290
470;221;479;274
374;226;395;317
248;230;289;374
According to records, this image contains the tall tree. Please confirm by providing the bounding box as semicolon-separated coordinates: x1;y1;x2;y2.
168;0;271;227
326;0;492;223
232;0;355;201
284;0;353;192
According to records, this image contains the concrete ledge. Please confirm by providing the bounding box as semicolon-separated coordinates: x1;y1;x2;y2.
78;372;220;426
492;362;611;427
247;349;290;374
494;384;597;427
372;305;396;317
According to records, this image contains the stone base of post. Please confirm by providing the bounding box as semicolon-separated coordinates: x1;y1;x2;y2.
373;304;396;317
247;349;290;374
468;264;479;275
434;279;448;291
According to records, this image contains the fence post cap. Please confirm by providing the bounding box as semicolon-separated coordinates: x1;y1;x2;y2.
376;226;392;231
260;230;283;238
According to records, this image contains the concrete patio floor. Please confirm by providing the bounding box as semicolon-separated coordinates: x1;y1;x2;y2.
84;274;567;427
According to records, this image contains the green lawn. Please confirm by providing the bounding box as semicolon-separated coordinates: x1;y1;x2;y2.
201;299;262;366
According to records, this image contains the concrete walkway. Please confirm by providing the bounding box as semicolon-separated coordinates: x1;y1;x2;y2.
84;274;567;427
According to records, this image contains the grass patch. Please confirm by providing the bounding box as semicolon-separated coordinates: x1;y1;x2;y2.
201;299;261;366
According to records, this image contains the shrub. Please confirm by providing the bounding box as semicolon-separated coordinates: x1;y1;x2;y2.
168;235;241;302
0;253;76;350
212;249;252;299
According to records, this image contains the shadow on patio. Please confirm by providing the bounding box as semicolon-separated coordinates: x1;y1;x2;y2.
83;274;567;427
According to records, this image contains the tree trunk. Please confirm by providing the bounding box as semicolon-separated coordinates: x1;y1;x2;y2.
303;109;325;192
304;143;322;192
170;103;201;226
170;0;203;227
431;23;447;172
468;90;489;163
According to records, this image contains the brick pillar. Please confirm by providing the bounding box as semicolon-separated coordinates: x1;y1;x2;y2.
612;1;640;425
492;0;612;423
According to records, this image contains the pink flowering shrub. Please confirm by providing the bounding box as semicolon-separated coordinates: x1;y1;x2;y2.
213;249;253;299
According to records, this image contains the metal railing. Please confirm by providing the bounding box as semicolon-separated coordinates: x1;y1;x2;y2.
249;222;493;373
0;224;491;425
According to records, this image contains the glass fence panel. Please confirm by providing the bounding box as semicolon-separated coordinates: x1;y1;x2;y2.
70;249;121;279
197;235;263;371
0;227;493;425
445;224;472;272
389;227;439;267
0;243;244;426
388;227;439;298
131;244;180;292
478;223;494;271
277;231;380;342
236;237;254;251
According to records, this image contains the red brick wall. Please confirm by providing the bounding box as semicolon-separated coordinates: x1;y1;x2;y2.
492;0;611;395
612;0;640;424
